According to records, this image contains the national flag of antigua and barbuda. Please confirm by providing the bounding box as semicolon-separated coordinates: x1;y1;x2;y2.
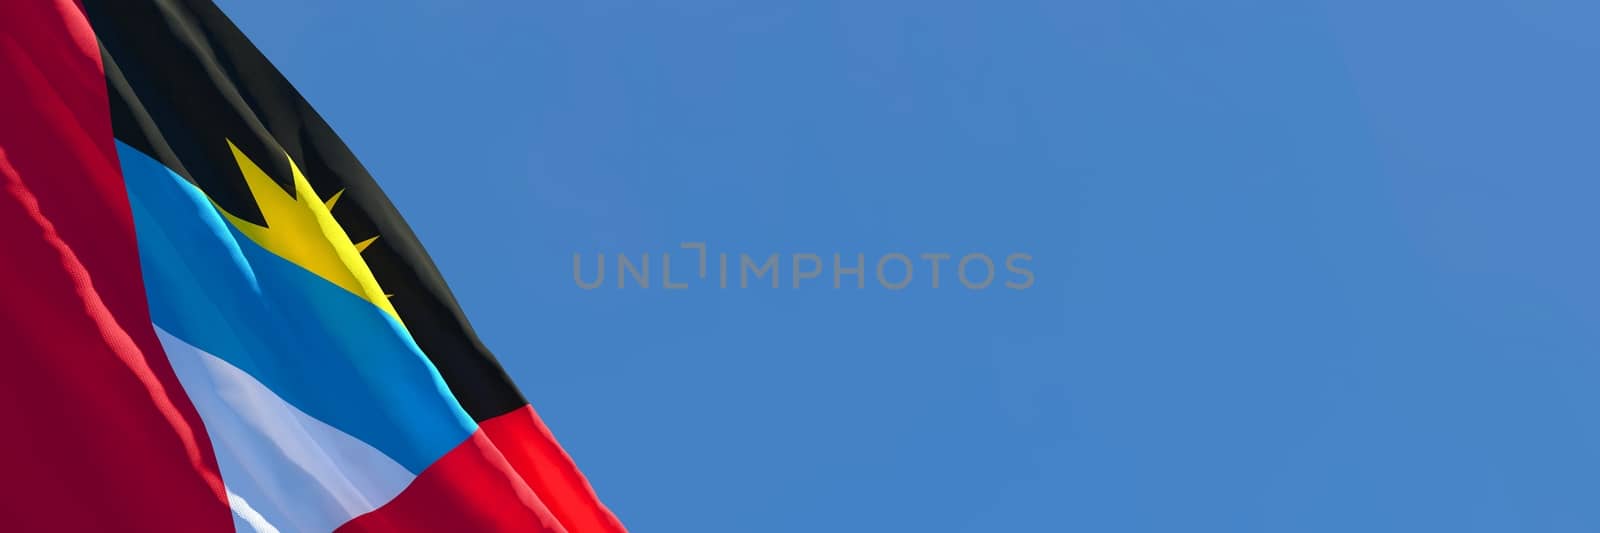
0;1;626;531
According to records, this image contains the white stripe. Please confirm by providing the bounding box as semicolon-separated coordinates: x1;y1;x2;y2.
155;326;415;533
228;489;281;533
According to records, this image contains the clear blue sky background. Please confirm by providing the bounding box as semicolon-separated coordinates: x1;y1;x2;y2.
216;1;1598;531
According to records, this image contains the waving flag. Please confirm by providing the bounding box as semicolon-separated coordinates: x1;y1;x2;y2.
0;1;624;531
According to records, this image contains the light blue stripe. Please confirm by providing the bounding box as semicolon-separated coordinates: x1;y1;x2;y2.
118;141;475;473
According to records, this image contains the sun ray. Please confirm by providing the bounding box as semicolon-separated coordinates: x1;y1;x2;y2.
324;188;345;210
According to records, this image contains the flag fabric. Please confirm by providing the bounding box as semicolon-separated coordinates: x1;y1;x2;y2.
0;1;626;531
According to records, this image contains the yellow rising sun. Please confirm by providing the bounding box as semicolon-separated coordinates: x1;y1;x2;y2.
214;139;401;323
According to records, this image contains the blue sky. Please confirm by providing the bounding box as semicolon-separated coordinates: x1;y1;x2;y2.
217;1;1600;531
